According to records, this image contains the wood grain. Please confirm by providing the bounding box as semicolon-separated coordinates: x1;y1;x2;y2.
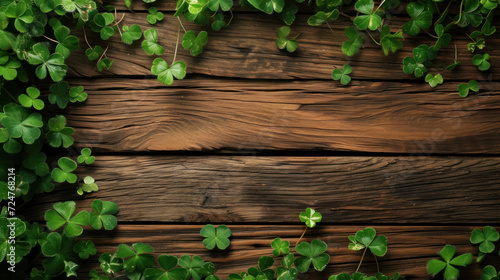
67;13;498;80
73;225;491;280
58;78;500;154
22;155;500;224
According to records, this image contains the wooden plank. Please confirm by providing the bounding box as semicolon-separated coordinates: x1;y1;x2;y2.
76;225;488;279
60;78;500;154
67;13;498;80
23;156;500;224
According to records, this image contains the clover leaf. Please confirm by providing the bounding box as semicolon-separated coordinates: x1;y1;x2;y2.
44;201;89;237
144;255;189;280
182;30;208;56
51;157;78;183
41;232;78;276
179;255;212;280
77;176;99;195
69;86;87;103
348;227;388;257
433;24;451;50
86;45;104;61
47;115;74;148
271;237;290;256
425;73;443;88
89;199;118;230
151;58;187;85
276;253;297;280
229;272;255;280
455;0;482;28
78;148;95;164
248;256;274;280
332;64;352;85
64;261;79;277
147;7;164;25
142;28;165;55
427;245;472;280
279;3;298;25
299;208;322;228
90;13;115;40
402;2;432;36
97;58;114;72
402;44;435;78
4;1;33;33
294;239;330;273
122;25;142;45
276;26;298;53
247;0;285;14
187;0;209;14
1;103;43;144
73;240;97;259
0;58;21;80
211;14;226;30
22;142;49;175
116;243;155;272
49;81;70;109
208;0;234;11
472;53;491;71
458;80;479;98
308;10;339;26
342;26;364;56
353;0;382;31
99;252;123;275
380;25;403;56
201;224;231;250
54;26;79;59
19;86;44;110
27;43;67;81
482;265;500;280
470;226;499;261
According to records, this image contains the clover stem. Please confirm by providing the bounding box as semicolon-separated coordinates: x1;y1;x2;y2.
423;29;439;39
296;226;308;245
374;0;386;13
326;22;334;34
453;0;465;25
82;27;92;49
172;25;181;65
111;11;126;27
42;35;59;44
365;31;381;46
374;255;380;273
227;10;234;26
339;11;355;21
177;17;187;33
355;247;368;273
96;45;109;65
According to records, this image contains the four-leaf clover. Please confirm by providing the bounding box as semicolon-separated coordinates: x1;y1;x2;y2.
299;208;322;228
271;237;290;257
200;224;231;250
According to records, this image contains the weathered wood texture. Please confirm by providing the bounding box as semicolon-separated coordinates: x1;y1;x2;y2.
67;13;498;80
23;155;500;224
78;225;491;280
60;78;500;154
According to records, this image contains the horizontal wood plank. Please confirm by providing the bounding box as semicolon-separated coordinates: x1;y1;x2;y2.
74;225;490;280
23;156;500;224
60;78;500;154
67;13;498;80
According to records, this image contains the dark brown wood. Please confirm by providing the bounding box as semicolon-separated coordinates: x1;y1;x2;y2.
58;78;500;154
77;225;489;280
23;155;500;224
67;14;498;80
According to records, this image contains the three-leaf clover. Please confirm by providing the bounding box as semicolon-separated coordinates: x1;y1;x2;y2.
427;245;472;280
44;201;89;237
425;73;443;88
353;0;382;31
200;224;231;250
470;226;499;262
73;240;97;259
455;0;483;28
49;81;70;109
116;243;155;272
182;30;208;56
276;253;297;280
348;227;388;257
142;28;165;55
332;64;352;85
151;58;187;85
54;26;79;59
276;26;298;53
299;208;322;228
51;157;78;183
212;14;226;30
380;25;403;56
271;237;290;257
46;115;74;148
77;176;99;195
434;24;451;50
248;256;274;280
208;0;234;11
247;0;285;14
178;255;212;280
402;2;432;36
121;25;142;45
279;3;298;25
86;45;104;61
90;13;115;40
78;148;96;164
1;103;43;144
97;58;114;72
27;43;67;81
472;53;491;71
342;26;364;57
402;45;435;78
294;239;330;273
89;199;118;230
99;252;123;275
144;255;189;280
458;80;479;98
69;86;87;103
482;265;500;280
41;232;78;276
147;7;164;25
19;86;44;110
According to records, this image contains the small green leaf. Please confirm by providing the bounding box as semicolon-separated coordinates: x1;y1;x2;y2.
276;26;298;53
424;73;443;88
89;199;118;230
200;224;231;250
44;201;89;237
294;239;330;273
151;58;187;85
78;148;96;164
73;240;97;259
142;28;165;55
182;30;208;56
472;53;491;71
19;86;44;110
271;237;290;257
116;243;155;273
51;157;77;183
299;208;322;228
458;80;479;98
332;64;352;85
121;25;142;44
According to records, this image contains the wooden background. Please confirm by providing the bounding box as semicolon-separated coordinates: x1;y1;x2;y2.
24;1;500;279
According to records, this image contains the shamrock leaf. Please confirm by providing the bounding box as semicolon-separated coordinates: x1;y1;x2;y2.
19;86;44;110
402;2;432;36
187;0;209;14
472;53;491;71
208;0;234;12
41;232;78;276
271;237;290;257
294;239;330;273
77;176;99;195
0;58;21;80
69;86;87;103
276;253;297;280
51;157;77;184
307;10;339;26
455;0;482;28
147;7;164;25
342;26;364;56
380;25;403;56
348;227;388;257
402;44;435;78
89;199;118;230
44;201;89;237
22;141;49;175
86;45;104;61
276;26;298;53
433;24;451;50
201;224;231;250
122;25;142;45
144;255;189;280
481;265;500;280
151;58;187;85
178;255;212;280
299;208;322;228
46;115;74;148
54;26;79;59
248;256;274;280
229;272;255;280
427;245;472;280
49;81;70;109
481;21;496;36
353;0;382;31
97;58;114;72
212;14;225;30
73;240;97;259
116;243;155;272
27;43;67;81
64;261;79;277
247;0;285;14
458;80;479;98
1;103;43;144
332;64;352;85
99;252;123;275
4;1;33;33
280;3;298;25
467;38;485;53
90;13;115;40
78;148;95;164
182;30;208;56
424;73;443;88
470;226;499;261
142;28;165;55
